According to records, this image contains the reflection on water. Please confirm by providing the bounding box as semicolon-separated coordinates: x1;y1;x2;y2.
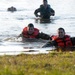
2;37;48;47
35;18;52;23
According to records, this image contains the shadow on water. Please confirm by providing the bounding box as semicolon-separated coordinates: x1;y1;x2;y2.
34;17;55;24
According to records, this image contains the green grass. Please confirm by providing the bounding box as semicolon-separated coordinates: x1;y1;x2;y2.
0;51;75;75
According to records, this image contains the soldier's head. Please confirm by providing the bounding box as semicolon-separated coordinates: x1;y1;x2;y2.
43;0;47;2
43;0;48;6
57;27;65;38
27;23;34;34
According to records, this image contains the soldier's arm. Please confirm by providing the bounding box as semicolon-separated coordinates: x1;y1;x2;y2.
37;32;52;40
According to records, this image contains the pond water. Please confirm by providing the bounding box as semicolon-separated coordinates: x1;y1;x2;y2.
0;0;75;55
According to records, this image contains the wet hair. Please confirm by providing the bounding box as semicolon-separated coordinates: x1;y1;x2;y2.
28;23;34;28
43;0;47;2
58;27;65;32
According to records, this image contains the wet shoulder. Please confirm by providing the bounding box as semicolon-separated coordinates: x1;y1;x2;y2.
23;27;27;31
47;4;51;8
65;35;70;38
40;4;50;8
51;35;58;40
40;5;44;8
34;28;39;32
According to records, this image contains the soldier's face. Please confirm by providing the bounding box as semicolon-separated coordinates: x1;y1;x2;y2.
27;27;34;34
43;1;47;6
58;30;65;38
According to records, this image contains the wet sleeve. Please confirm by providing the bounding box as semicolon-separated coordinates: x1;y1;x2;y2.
70;37;75;46
34;5;44;17
42;40;57;48
42;41;53;48
50;8;55;16
52;40;57;46
18;33;22;37
34;8;40;17
38;32;52;40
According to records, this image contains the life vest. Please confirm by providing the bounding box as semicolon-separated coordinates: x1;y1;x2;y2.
52;35;73;47
22;27;39;38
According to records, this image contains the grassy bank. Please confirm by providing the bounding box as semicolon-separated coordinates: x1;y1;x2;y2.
0;51;75;75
